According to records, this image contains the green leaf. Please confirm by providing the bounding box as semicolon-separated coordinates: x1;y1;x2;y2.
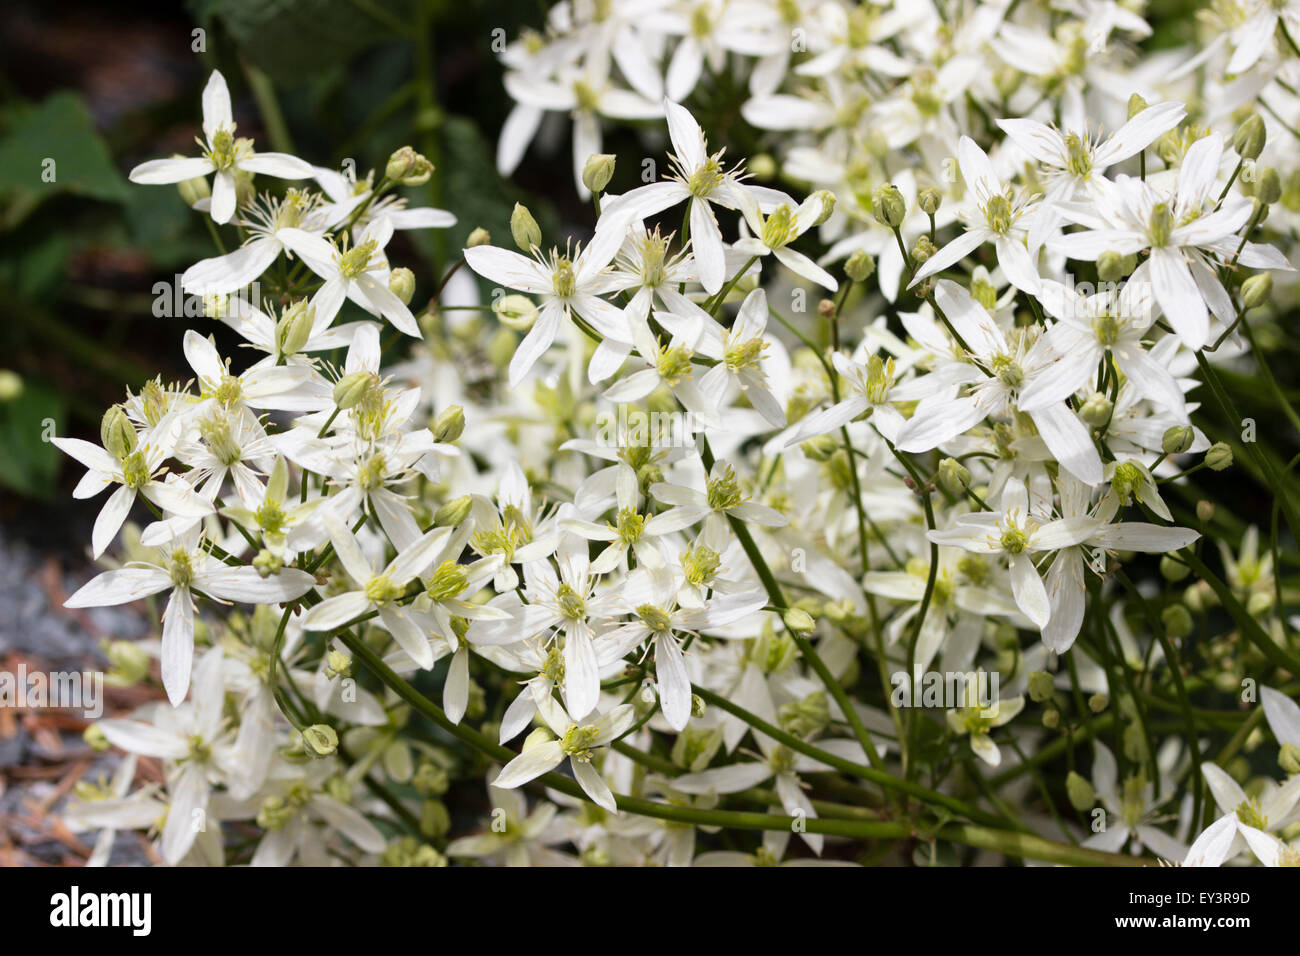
0;380;66;499
0;92;129;227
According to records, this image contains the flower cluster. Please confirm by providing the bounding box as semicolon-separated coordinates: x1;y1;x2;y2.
58;0;1300;867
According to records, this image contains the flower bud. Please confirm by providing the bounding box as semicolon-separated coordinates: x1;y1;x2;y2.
937;457;971;495
1127;93;1148;119
510;203;542;251
1042;708;1060;729
1162;603;1194;640
389;267;416;306
301;723;338;757
1197;499;1215;523
420;799;451;838
918;187;941;215
276;300;314;356
0;370;21;402
1079;392;1113;428
810;189;836;226
522;726;554;753
1160;555;1191;582
1162;424;1194;455
84;724;110;751
871;184;906;228
1097;250;1137;282
1232;114;1266;160
175;154;211;206
800;433;839;461
324;649;353;680
1066;770;1096;811
1205;442;1233;471
1280;743;1300;775
433;495;472;527
333;371;377;410
1255;167;1282;205
432;404;465;442
413;761;450;796
1088;693;1109;713
581;153;617;195
101;405;137;460
493;293;538;331
105;640;150;685
783;607;816;634
252;549;282;578
466;227;491;247
1241;272;1272;309
845;249;875;283
749;153;777;180
386;146;434;185
1027;670;1055;703
910;234;936;265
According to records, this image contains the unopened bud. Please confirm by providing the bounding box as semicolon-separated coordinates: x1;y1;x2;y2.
1197;500;1215;523
324;649;353;679
810;189;836;226
1066;771;1096;810
845;249;875;283
918;187;941;216
1042;708;1060;729
783;608;816;634
1232;114;1266;161
1205;442;1233;471
871;184;906;229
1027;670;1055;703
333;371;377;410
937;457;971;495
1088;694;1109;713
510;203;542;251
432;404;465;442
1162;424;1194;455
101;405;137;460
1079;392;1113;428
433;495;472;527
522;726;553;752
910;235;936;264
582;153;616;195
0;370;21;402
1160;555;1190;582
1280;743;1300;775
1127;93;1148;119
105;640;150;685
176;154;211;206
466;227;491;248
1161;603;1193;640
277;300;314;355
389;267;416;306
252;549;282;578
1241;272;1272;309
386;146;434;185
800;434;839;461
1097;250;1138;282
1255;167;1282;205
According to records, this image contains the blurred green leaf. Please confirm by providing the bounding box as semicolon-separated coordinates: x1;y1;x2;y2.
0;380;65;499
0;92;129;228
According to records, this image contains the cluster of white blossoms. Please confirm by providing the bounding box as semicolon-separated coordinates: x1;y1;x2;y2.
56;0;1300;867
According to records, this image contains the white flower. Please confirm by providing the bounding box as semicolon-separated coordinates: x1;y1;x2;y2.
128;71;313;223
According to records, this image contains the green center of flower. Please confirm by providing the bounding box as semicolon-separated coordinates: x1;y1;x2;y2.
1064;132;1093;178
556;583;586;621
426;560;469;602
999;522;1029;554
561;722;601;761
612;507;644;545
552;256;577;298
657;345;694;385
636;603;673;632
170;550;195;588
706;466;745;511
761;204;796;249
120;450;152;489
990;351;1024;389
686;155;725;198
1235;798;1268;830
365;574;404;605
1148;202;1174;247
724;335;766;373
573;80;600;113
256;500;286;535
1093;313;1122;347
983;193;1014;234
683;545;721;585
338;239;379;279
205;128;241;170
359;452;387;492
199;414;242;466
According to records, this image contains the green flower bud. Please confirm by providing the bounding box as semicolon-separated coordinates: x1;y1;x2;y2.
466;227;491;248
433;495;472;527
101;405;137;460
691;694;706;718
1162;425;1194;455
1280;743;1300;775
845;249;875;283
1042;708;1060;729
1097;250;1138;282
0;370;22;402
937;457;971;495
420;799;451;838
1205;442;1233;471
388;267;416;306
581;153;617;195
1241;272;1272;309
1160;555;1191;582
510;203;542;252
749;153;777;180
301;724;338;757
1197;500;1215;523
1232;114;1266;161
522;726;554;752
105;640;150;685
432;404;465;443
84;724;109;751
1080;392;1114;429
386;146;434;186
1255;167;1282;205
333;370;377;410
1161;603;1194;640
910;234;936;265
1127;93;1148;120
1122;722;1147;762
783;607;816;634
800;433;840;461
1066;770;1096;811
871;184;907;228
175;154;211;206
276;300;315;356
493;293;538;331
252;549;282;578
918;187;942;215
413;760;450;796
1088;694;1109;713
1027;670;1055;703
